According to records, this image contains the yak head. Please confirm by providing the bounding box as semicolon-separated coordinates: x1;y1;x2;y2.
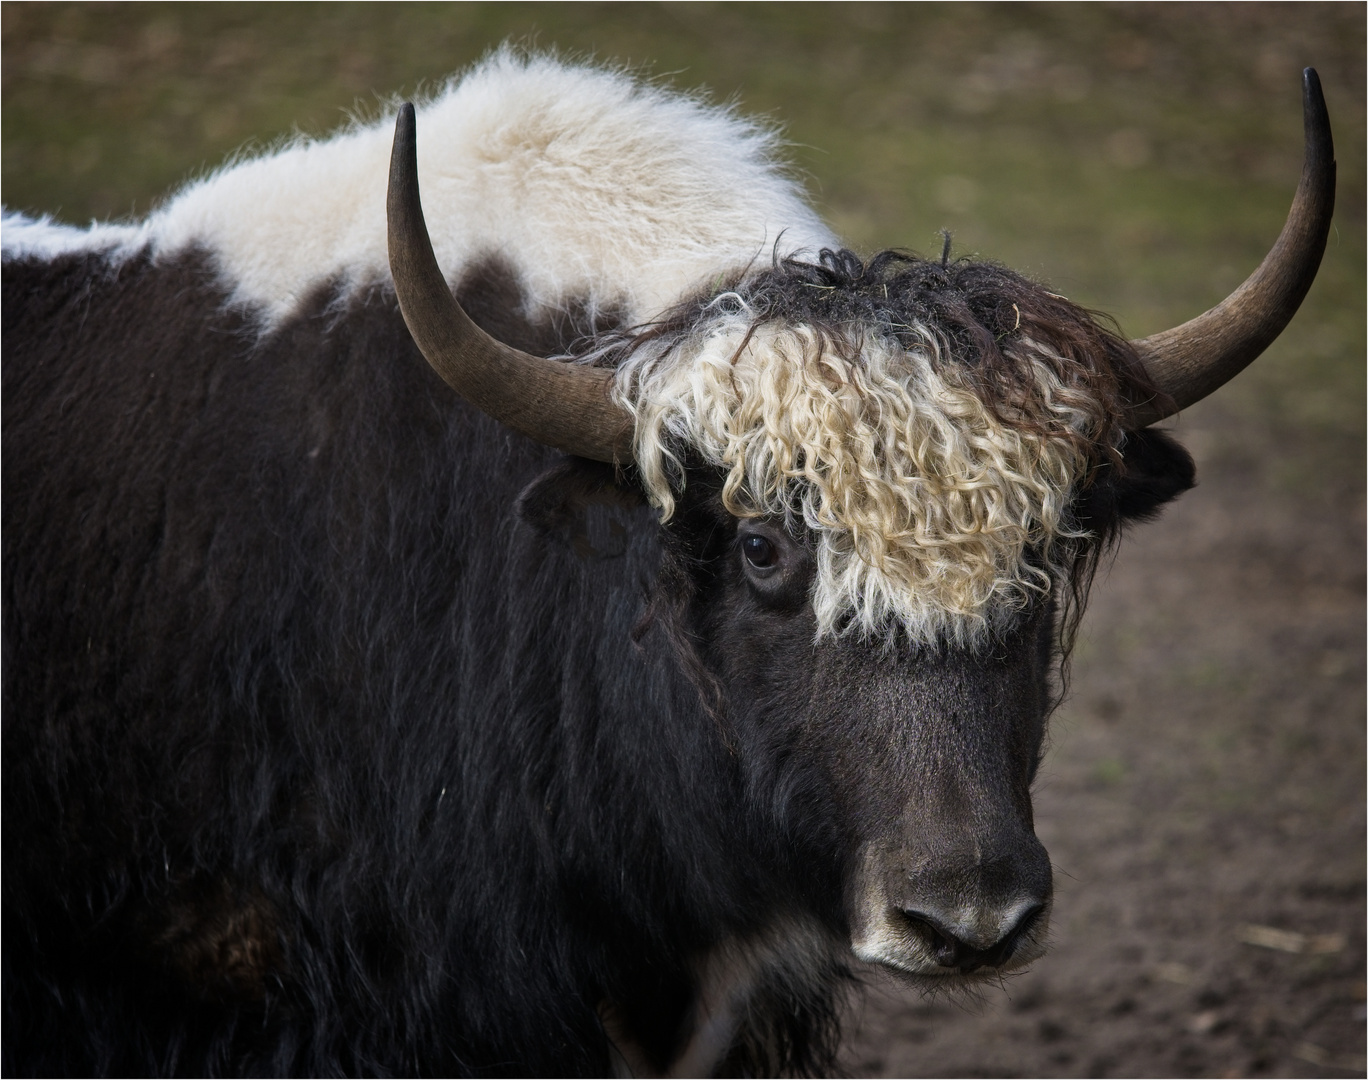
594;249;1195;979
384;67;1333;983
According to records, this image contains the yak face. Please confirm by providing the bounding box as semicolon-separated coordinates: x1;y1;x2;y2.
649;475;1057;981
593;250;1197;981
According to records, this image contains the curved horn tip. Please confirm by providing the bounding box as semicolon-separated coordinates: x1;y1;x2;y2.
391;103;415;158
1122;67;1336;428
391;103;416;173
1301;68;1334;161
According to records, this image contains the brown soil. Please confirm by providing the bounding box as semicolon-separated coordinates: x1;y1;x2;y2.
842;397;1366;1076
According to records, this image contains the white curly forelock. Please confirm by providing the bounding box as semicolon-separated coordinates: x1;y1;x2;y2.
613;309;1101;647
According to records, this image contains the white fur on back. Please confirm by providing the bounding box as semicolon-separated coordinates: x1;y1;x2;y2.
1;212;147;262
2;50;836;327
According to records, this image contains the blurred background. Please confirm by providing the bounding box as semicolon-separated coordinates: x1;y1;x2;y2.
4;4;1363;1076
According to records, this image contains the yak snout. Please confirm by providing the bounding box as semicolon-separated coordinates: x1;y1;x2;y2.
849;826;1053;978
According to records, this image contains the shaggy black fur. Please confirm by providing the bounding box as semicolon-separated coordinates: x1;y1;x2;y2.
2;242;1192;1077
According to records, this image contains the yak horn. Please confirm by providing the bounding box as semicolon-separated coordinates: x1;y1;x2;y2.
1126;68;1336;428
387;103;632;463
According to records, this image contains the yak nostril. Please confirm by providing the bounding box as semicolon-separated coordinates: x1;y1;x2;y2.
901;910;979;970
997;903;1045;955
900;903;1046;973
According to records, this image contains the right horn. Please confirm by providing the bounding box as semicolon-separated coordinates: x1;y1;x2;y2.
386;103;633;463
1125;68;1336;429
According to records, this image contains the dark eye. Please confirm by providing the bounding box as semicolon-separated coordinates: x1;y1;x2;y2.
742;534;777;569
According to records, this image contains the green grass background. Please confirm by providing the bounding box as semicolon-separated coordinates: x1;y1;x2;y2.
3;2;1363;481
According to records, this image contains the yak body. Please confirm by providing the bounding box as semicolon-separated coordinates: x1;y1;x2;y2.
2;53;1195;1075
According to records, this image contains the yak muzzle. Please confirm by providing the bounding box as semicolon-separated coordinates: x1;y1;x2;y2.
849;831;1053;978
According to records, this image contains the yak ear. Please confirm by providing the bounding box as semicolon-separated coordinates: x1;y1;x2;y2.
1076;427;1197;533
516;458;649;561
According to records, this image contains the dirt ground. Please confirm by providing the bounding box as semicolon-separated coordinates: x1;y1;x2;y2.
841;397;1366;1076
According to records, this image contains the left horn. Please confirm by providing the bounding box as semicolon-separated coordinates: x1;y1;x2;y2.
386;103;633;463
1125;68;1336;428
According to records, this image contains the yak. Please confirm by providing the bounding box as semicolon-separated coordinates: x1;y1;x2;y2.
1;52;1334;1077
